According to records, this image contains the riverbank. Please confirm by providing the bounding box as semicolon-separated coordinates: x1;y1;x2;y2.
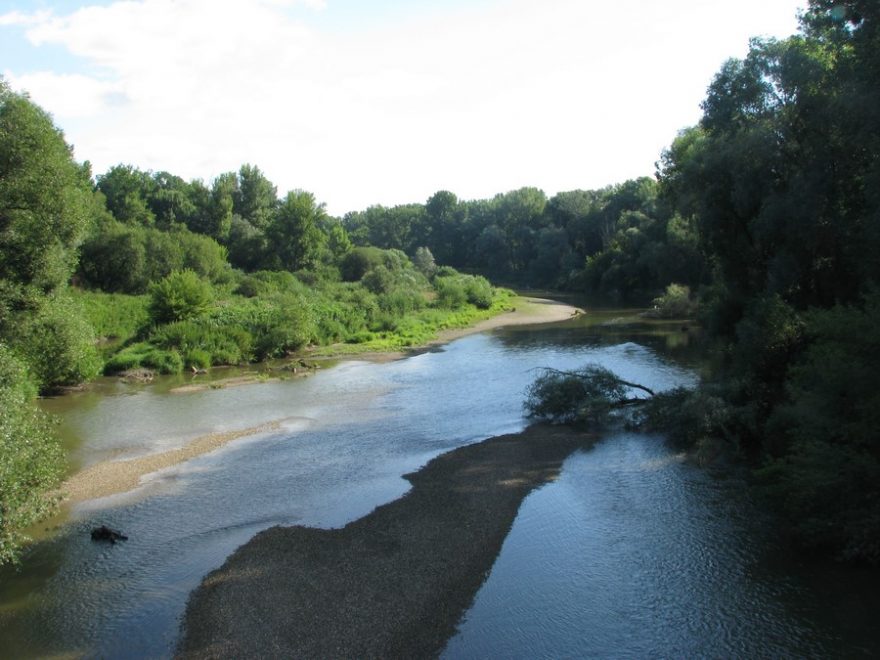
57;419;293;504
55;296;579;504
177;424;589;658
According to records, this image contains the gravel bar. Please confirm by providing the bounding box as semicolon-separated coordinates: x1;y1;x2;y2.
177;424;587;658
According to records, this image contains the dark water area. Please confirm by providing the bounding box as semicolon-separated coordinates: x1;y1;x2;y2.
1;310;878;658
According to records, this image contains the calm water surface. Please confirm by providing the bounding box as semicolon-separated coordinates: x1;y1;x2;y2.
0;311;877;657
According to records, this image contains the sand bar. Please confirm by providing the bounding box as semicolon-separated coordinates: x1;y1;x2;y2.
58;420;287;504
177;424;588;658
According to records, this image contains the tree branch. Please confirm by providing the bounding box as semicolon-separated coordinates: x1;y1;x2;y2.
532;367;655;396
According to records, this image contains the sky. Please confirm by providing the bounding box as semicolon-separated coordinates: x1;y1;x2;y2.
1;0;805;216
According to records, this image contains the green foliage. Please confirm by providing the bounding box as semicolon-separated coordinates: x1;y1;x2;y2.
756;292;880;561
232;164;277;230
149;270;213;324
434;276;468;308
412;246;437;276
639;386;734;451
647;283;696;319
265;190;326;271
104;342;184;375
70;289;150;343
464;275;494;309
524;365;645;426
79;221;231;293
96;164;157;226
14;294;102;390
434;273;494;309
185;348;212;370
650;2;880;562
1;79;92;295
0;344;65;564
361;265;396;295
341;246;392;281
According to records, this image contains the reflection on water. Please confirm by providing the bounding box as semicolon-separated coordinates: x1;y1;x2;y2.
1;313;877;658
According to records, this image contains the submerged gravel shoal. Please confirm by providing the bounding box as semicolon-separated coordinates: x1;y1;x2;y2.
177;424;587;658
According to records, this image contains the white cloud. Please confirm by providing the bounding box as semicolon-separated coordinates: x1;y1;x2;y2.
0;9;52;26
4;70;124;118
2;0;802;214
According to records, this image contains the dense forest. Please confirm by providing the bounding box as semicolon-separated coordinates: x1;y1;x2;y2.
527;0;880;564
2;0;878;564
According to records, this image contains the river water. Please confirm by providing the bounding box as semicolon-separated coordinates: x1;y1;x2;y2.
1;311;878;657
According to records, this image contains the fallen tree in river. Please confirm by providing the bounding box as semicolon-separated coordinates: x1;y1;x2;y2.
524;364;656;426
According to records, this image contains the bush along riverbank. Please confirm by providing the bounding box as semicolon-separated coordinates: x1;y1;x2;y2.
83;260;514;377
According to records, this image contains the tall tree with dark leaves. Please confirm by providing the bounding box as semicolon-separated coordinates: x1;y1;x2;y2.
266;190;327;271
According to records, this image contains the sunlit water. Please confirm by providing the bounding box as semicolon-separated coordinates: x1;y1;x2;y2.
1;313;877;657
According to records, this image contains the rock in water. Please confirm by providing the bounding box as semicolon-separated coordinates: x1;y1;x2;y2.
90;525;128;544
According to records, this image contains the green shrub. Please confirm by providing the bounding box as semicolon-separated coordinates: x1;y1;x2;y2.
639;386;734;449
150;319;252;366
434;265;458;278
464;275;494;309
104;349;145;373
16;294;102;390
340;246;387;281
234;275;269;298
0;344;65;564
244;294;313;360
435;276;468;308
149;269;213;324
185;348;212;370
141;348;184;374
648;283;696;319
345;330;375;344
74;290;150;344
104;342;184;374
378;289;425;316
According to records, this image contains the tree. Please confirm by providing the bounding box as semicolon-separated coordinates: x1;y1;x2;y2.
412;246;437;277
524;364;655;426
234;164;277;230
96;164;156;226
266;190;326;271
0;78;93;295
653;0;880;562
149;171;199;229
0;344;65;564
423;191;467;266
325;221;353;261
492;187;548;274
1;78;102;391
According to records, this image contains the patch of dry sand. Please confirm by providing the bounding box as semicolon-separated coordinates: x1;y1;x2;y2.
58;420;287;504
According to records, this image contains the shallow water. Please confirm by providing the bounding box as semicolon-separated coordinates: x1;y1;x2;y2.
1;312;877;657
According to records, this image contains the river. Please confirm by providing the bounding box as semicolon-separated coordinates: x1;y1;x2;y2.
1;310;878;657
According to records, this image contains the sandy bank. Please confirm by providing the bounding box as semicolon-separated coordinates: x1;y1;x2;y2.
338;296;581;364
177;424;589;658
435;295;580;341
58;420;289;504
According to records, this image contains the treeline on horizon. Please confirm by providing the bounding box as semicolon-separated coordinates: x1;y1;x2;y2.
2;0;879;564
